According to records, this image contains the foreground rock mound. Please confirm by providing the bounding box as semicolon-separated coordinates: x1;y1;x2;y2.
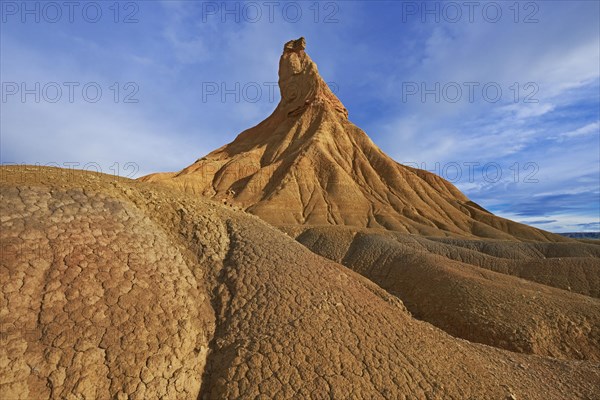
141;37;564;241
1;171;214;398
1;166;599;399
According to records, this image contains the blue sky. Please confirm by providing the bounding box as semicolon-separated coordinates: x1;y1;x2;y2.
1;0;599;232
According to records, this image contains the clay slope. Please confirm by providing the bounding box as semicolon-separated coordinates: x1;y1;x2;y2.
141;37;566;242
288;226;600;361
1;166;599;399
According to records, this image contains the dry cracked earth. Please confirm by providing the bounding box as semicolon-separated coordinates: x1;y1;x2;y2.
1;165;599;399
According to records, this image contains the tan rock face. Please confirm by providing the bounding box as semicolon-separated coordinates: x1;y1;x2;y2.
0;184;214;399
278;37;348;118
140;38;563;242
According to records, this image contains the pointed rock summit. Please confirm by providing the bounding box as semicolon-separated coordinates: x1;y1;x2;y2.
142;38;561;241
278;37;348;118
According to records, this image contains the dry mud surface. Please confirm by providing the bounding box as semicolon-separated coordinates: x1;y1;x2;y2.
289;226;600;361
1;166;599;399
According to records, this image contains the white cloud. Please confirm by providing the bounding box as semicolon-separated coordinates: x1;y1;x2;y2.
500;103;555;120
557;121;600;140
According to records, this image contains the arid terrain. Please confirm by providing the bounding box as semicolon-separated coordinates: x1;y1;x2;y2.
1;38;599;399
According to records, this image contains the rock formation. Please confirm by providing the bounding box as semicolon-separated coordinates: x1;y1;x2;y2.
141;37;562;241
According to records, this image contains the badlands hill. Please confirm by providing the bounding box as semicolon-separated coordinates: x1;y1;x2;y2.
1;166;599;399
141;37;564;242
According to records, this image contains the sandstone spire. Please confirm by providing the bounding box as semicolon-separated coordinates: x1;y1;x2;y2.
277;37;348;118
140;38;561;241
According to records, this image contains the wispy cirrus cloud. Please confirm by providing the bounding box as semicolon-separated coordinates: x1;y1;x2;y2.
553;121;600;141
